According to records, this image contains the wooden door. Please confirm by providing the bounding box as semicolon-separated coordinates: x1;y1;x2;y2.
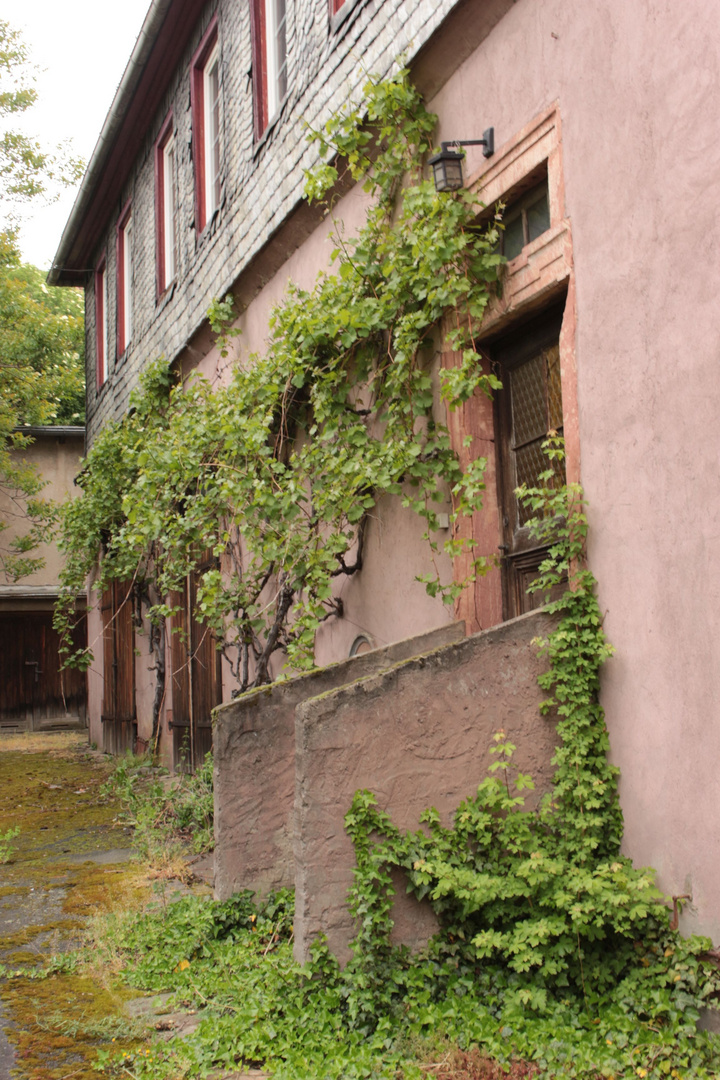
170;557;222;772
494;310;567;619
101;580;136;754
0;612;87;731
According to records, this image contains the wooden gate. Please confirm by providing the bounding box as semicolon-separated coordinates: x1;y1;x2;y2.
170;558;222;772
101;580;136;754
0;611;87;731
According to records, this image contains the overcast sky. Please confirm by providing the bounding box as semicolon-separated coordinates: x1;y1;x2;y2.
2;0;153;269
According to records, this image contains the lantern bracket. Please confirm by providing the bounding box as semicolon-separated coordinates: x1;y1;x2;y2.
440;129;494;159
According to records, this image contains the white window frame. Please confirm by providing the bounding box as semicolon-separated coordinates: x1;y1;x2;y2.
162;134;177;285
122;215;133;349
203;43;220;225
265;0;287;121
101;267;108;380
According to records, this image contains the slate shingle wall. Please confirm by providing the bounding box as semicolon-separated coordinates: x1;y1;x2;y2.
85;0;454;443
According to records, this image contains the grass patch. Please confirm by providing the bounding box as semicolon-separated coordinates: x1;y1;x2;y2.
101;750;214;874
0;736;157;1079
83;887;720;1080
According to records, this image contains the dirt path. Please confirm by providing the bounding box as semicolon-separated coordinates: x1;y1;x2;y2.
0;732;145;1079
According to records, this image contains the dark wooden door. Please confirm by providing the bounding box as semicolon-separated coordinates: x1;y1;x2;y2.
0;612;87;731
494;310;567;619
170;557;222;772
101;580;136;754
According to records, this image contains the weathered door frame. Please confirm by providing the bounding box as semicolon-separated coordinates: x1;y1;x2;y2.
491;305;567;620
169;554;222;772
101;579;136;753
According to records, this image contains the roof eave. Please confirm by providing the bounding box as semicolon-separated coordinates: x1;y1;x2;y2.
48;0;207;286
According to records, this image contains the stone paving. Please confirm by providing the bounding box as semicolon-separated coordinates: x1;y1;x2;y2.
0;733;132;1077
0;732;270;1079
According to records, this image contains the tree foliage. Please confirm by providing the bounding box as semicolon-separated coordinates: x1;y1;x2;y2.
0;21;85;579
0;233;85;578
55;70;502;685
0;19;82;210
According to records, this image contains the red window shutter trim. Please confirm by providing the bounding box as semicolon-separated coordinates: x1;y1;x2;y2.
191;16;219;235
250;0;269;139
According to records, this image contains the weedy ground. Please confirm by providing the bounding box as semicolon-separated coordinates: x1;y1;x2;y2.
0;733;201;1079
3;733;720;1080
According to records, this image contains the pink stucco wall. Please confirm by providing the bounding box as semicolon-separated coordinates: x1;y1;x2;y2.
179;178;457;703
424;0;720;939
0;433;84;589
208;0;720;940
85;0;720;942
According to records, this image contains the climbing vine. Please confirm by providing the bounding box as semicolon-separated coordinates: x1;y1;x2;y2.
55;69;502;688
329;443;720;1072
47;68;720;1076
342;445;635;985
87;451;720;1079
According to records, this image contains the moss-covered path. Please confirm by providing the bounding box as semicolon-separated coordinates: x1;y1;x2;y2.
0;732;147;1080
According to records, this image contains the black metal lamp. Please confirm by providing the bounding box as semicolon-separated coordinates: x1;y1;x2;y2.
429;129;494;192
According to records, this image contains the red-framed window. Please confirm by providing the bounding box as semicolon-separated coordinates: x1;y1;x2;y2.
116;200;133;357
191;18;221;234
155;112;178;296
251;0;287;139
94;256;108;389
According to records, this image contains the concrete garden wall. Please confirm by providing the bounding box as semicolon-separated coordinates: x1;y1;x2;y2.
213;621;465;901
211;606;558;964
293;608;558;963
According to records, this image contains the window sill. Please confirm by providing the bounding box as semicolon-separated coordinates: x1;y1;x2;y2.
156;278;177;311
330;0;367;35
115;346;131;373
480;221;570;340
196;205;221;246
253;92;290;157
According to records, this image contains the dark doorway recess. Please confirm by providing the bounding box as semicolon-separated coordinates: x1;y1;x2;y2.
0;611;87;731
493;305;567;620
170;554;222;773
101;579;136;754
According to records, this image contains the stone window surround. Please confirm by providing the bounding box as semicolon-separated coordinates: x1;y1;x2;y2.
190;15;221;236
466;102;572;338
442;103;581;635
469;102;579;490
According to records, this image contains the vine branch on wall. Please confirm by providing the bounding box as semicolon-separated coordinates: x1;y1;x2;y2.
54;69;503;691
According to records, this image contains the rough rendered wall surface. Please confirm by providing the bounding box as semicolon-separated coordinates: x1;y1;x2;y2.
0;433;84;589
213;621;465;902
293;609;558;963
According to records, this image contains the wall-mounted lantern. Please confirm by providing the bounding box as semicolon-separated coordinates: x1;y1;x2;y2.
429;129;494;192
